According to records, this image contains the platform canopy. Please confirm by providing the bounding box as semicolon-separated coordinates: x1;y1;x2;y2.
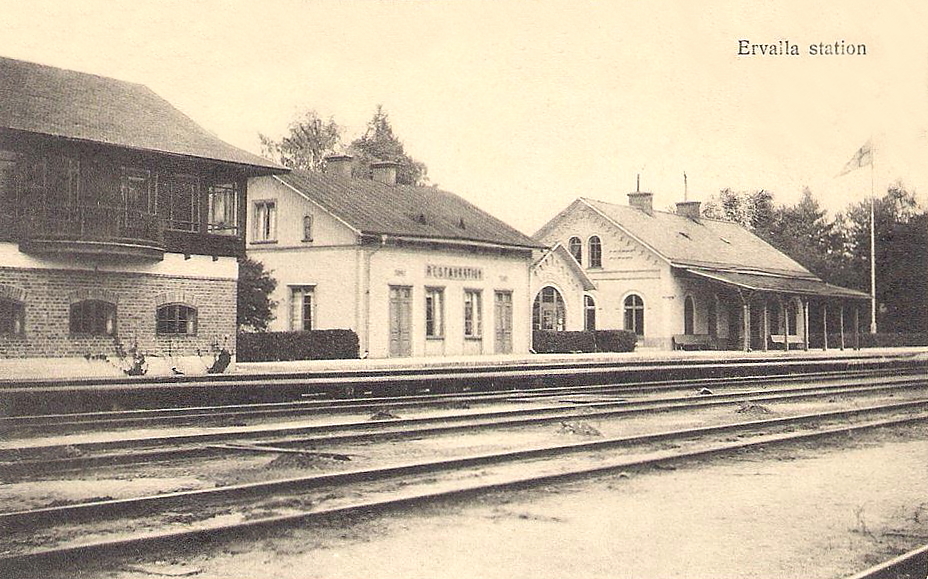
680;267;870;300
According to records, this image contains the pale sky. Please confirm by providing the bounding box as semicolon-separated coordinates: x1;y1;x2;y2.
1;0;925;234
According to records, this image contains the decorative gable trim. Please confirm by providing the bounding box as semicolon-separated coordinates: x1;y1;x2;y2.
577;198;673;268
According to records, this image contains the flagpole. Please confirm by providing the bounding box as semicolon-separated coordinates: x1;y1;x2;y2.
869;144;877;334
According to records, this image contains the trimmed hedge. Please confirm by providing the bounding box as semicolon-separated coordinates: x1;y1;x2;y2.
533;330;637;354
237;330;360;362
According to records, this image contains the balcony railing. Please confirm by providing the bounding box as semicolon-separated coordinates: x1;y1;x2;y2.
19;204;166;260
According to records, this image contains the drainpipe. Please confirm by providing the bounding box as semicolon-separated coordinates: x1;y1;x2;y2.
362;235;388;357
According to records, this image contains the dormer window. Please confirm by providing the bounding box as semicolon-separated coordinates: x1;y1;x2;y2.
568;237;582;264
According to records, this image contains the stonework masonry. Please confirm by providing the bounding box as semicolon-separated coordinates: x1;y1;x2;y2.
0;267;236;360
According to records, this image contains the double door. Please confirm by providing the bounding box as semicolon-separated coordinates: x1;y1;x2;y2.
389;286;412;357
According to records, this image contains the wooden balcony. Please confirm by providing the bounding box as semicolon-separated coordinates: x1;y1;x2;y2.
18;204;166;261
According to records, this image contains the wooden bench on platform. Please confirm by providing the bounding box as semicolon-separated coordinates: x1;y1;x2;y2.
672;334;717;351
769;334;805;349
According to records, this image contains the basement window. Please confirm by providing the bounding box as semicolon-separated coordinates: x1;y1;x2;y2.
0;298;25;335
156;304;198;335
70;300;116;336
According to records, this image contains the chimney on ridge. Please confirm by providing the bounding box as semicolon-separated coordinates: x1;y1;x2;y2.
676;200;702;220
371;160;399;186
324;154;353;180
627;192;654;215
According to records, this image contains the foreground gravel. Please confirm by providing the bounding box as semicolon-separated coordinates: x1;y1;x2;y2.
36;423;928;579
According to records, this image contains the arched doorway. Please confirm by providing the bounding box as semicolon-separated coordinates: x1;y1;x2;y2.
684;295;695;335
533;286;566;331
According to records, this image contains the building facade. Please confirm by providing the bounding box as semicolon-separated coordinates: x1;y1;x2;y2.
533;193;869;350
0;57;284;377
247;158;543;358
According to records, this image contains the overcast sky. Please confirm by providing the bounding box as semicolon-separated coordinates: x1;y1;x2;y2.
1;0;925;234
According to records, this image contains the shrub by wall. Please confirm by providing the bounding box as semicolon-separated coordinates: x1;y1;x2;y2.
533;330;636;354
237;330;360;362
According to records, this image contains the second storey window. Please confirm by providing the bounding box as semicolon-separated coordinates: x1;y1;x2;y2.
425;287;444;338
156;304;197;335
568;236;582;264
253;200;277;242
302;215;314;242
588;236;602;268
0;297;25;335
161;174;201;232
208;182;239;236
70;300;116;336
463;289;482;338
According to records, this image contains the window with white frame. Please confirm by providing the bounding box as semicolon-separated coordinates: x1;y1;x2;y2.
253;200;277;242
425;287;444;338
208;182;239;235
568;236;582;264
584;295;596;331
588;236;602;268
463;289;482;338
290;286;314;331
624;294;645;336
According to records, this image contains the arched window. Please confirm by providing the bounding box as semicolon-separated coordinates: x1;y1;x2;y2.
684;296;695;335
568;237;582;264
588;236;602;268
533;286;566;331
0;297;25;335
302;215;314;242
156;304;198;335
624;294;644;336
70;300;116;336
584;295;596;331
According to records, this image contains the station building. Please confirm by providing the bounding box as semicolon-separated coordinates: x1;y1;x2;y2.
532;193;870;350
0;56;284;376
246;157;543;358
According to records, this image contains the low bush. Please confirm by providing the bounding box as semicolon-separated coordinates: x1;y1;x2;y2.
532;330;636;353
237;330;360;362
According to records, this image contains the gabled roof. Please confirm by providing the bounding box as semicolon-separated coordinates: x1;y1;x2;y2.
0;56;284;174
573;197;814;277
277;170;544;250
533;243;597;291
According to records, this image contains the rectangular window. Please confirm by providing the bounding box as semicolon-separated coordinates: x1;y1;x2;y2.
161;174;200;232
70;300;117;336
425;287;444;338
302;215;314;242
253;200;277;242
208;182;239;236
156;304;198;335
0;298;25;335
290;286;314;331
463;289;482;338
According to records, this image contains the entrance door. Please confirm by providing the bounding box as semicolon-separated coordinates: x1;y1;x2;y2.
494;291;513;354
388;286;412;357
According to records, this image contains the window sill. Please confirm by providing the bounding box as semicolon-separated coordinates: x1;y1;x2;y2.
426;336;445;341
302;239;314;243
464;336;483;341
251;240;278;245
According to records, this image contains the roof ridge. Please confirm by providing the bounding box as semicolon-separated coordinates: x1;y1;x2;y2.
0;55;149;88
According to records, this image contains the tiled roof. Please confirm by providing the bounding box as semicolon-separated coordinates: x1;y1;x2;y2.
278;170;544;250
683;268;871;299
578;198;812;276
0;56;283;173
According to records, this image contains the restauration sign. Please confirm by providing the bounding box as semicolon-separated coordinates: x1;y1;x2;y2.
425;264;483;281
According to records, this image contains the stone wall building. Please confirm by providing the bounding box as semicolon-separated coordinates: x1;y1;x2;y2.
0;56;285;377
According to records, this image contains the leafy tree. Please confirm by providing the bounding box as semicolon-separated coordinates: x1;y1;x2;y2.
702;188;774;231
237;257;277;332
348;105;428;186
259;110;342;172
840;184;927;333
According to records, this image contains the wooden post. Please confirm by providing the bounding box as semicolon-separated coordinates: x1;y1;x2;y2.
742;301;751;352
780;296;788;351
823;303;829;350
762;299;769;351
839;305;845;350
803;299;810;351
854;306;861;350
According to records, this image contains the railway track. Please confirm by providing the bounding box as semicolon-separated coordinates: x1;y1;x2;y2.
4;373;926;478
845;543;928;579
2;399;926;576
4;366;924;433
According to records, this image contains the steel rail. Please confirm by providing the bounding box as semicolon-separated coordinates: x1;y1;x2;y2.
3;398;927;531
3;376;926;477
843;544;928;579
2;409;926;574
4;366;916;429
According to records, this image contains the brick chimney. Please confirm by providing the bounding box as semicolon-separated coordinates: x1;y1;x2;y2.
371;160;398;186
324;154;352;180
676;200;702;220
627;192;654;215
